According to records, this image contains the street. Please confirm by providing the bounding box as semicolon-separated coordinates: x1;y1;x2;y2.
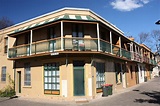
0;78;160;106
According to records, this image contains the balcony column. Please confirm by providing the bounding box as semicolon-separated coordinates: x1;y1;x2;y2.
61;21;64;51
30;30;33;55
97;23;100;51
7;37;9;58
135;45;137;60
110;31;113;54
130;42;133;60
119;36;122;57
141;48;143;62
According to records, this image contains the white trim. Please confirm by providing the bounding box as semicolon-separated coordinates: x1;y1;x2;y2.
97;23;100;51
110;31;113;54
119;36;122;57
30;30;32;55
2;7;123;35
81;16;88;20
61;21;64;51
69;15;76;19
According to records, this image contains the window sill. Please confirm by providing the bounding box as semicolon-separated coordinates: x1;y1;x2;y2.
0;81;6;83
23;86;32;88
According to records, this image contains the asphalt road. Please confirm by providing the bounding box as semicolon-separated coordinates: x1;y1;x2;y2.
0;78;160;106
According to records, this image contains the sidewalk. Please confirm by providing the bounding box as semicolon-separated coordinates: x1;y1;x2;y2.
0;78;158;106
83;78;160;106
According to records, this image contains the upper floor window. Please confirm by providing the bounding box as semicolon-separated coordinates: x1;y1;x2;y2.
1;66;6;82
4;37;8;53
24;63;31;86
48;27;56;39
72;24;83;37
25;34;30;44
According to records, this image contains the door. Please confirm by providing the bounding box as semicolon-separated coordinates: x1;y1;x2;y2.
135;66;139;84
121;64;126;88
48;27;56;52
73;61;85;96
18;71;21;93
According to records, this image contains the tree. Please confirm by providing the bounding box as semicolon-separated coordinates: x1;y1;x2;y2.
150;30;160;52
138;32;149;44
0;17;14;52
0;17;14;30
137;29;160;52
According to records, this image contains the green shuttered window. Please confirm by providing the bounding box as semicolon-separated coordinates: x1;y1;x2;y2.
44;63;60;95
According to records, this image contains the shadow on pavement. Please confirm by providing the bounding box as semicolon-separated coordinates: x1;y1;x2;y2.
134;91;160;105
0;96;18;103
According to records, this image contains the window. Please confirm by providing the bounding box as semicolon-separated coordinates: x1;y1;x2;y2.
24;63;31;86
115;63;122;84
44;63;60;95
4;37;8;53
130;65;133;79
72;24;83;37
95;62;105;89
1;66;6;81
25;34;30;44
48;27;56;39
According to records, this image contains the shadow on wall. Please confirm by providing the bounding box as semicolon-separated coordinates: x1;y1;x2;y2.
134;90;160;105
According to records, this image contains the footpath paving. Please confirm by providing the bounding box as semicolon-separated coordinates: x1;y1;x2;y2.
0;78;159;106
83;77;160;106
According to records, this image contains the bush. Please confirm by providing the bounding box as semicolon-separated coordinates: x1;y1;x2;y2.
0;75;16;97
0;87;15;97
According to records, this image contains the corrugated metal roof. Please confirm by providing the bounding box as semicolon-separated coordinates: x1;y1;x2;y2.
13;14;97;34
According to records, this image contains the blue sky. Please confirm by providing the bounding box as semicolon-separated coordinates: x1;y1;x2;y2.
0;0;160;46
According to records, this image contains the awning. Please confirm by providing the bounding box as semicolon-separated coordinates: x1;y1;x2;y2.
12;14;97;34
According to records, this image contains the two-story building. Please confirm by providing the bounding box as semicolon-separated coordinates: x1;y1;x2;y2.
0;7;156;101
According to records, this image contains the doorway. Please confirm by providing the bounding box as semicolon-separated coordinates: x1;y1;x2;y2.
73;61;85;96
17;71;21;93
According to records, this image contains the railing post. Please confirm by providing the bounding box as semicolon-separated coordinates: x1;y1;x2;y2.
97;23;100;51
110;31;113;54
30;30;33;55
119;36;122;57
61;21;64;51
7;37;9;58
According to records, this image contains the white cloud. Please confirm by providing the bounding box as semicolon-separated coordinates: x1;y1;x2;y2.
111;0;150;12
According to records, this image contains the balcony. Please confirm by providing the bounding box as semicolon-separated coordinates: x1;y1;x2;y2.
143;56;149;63
8;37;131;60
149;59;157;65
131;52;142;62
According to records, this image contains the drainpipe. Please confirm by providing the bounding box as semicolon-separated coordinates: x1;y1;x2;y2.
13;60;16;93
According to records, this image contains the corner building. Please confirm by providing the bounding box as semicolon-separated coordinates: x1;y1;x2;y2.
0;8;156;101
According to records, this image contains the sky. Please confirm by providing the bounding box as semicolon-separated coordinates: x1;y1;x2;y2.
0;0;160;50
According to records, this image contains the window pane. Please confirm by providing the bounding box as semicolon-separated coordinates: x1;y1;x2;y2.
95;62;105;88
44;62;60;93
24;63;31;86
1;66;6;81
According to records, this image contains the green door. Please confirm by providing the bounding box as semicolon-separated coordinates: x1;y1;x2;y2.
73;61;85;96
18;71;21;93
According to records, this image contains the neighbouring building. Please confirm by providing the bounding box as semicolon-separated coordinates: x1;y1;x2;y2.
0;7;156;101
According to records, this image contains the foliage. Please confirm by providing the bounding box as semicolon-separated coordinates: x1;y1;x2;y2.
0;17;14;30
138;32;149;44
138;29;160;52
0;74;15;97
